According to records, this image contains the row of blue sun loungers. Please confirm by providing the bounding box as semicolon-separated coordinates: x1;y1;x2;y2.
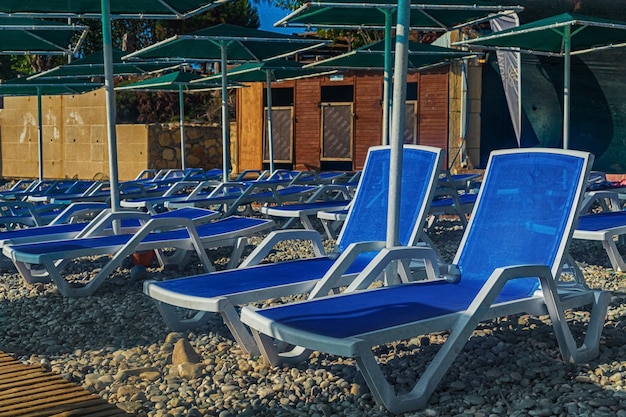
0;168;351;229
0;148;623;412
143;145;607;413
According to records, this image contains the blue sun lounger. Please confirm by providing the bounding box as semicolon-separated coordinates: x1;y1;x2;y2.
240;148;609;413
0;206;220;249
143;145;445;355
3;210;272;297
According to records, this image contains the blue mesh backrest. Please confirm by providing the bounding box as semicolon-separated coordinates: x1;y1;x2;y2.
456;151;586;297
336;146;440;252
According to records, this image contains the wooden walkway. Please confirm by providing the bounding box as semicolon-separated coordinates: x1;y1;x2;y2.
0;351;131;417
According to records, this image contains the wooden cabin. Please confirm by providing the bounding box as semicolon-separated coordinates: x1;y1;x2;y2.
235;67;456;173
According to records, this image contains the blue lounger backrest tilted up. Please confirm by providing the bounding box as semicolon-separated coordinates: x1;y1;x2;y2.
240;148;610;413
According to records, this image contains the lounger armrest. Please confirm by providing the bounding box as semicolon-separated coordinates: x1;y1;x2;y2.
308;241;390;297
239;229;326;267
119;181;146;196
49;202;108;225
187;180;223;198
331;245;441;294
579;190;621;214
76;209;149;237
0;201;43;226
304;184;352;202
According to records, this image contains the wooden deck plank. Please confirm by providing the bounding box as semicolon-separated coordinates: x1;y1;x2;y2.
0;351;131;417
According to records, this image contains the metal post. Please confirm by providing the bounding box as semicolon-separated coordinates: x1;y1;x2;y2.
381;8;393;145
220;41;230;181
266;70;275;174
563;25;571;150
36;87;43;182
178;85;187;170
100;0;120;213
386;0;411;249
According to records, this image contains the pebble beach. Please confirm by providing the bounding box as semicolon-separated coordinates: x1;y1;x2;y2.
1;217;626;417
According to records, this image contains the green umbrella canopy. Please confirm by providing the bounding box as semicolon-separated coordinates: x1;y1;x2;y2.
458;12;626;55
116;70;227;92
197;59;335;83
457;12;626;150
275;0;524;31
0;1;229;19
306;40;474;70
0;76;102;95
0;17;87;55
29;49;182;79
124;23;329;62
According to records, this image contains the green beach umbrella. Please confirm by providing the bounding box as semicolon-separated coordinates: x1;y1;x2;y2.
0;0;230;214
28;49;182;80
0;77;102;181
125;23;329;180
198;59;335;173
276;0;522;31
458;12;626;150
0;16;87;55
307;39;473;70
116;71;230;170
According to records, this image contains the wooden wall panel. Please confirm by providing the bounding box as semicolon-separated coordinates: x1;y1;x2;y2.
293;77;322;170
237;83;264;173
418;71;449;166
353;73;383;170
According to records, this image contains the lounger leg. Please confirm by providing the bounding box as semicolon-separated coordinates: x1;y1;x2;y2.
226;237;248;269
250;328;312;366
601;237;626;272
539;274;610;363
320;218;339;240
12;261;50;284
352;294;491;414
153;300;213;331
220;304;260;357
298;213;316;231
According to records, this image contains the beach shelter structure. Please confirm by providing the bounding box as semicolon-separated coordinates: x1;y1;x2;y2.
0;78;102;181
0;0;232;213
198;59;336;173
307;39;473;70
28;48;182;80
275;0;524;145
0;17;87;56
457;12;626;150
124;23;329;181
116;70;230;170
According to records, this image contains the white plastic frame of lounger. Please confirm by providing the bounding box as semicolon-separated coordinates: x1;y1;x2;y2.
3;213;273;297
258;184;353;233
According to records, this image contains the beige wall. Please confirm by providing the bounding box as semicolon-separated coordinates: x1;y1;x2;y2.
0;88;225;181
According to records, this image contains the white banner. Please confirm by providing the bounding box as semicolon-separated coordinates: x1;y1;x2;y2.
490;14;522;146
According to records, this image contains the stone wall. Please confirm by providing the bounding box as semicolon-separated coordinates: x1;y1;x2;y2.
148;124;223;172
0;88;229;181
